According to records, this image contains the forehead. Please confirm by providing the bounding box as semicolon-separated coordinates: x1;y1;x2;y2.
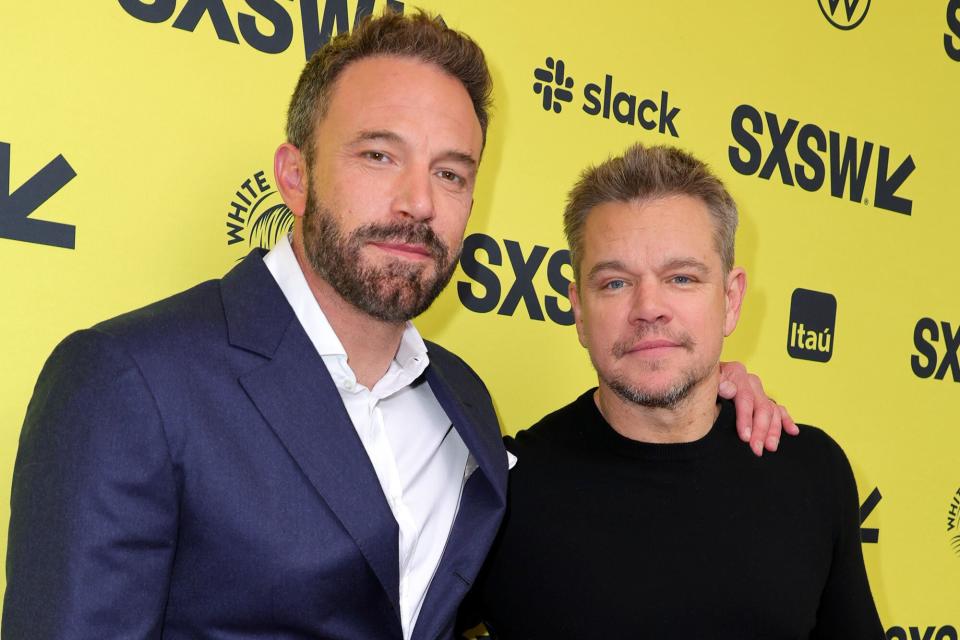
582;195;719;265
319;55;482;149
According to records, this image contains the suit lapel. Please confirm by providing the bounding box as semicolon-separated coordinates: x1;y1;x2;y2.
426;364;506;504
222;251;401;618
413;358;508;640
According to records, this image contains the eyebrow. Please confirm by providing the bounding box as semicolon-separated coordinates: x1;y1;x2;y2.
348;129;403;146
436;149;478;169
348;129;478;169
661;257;710;274
587;260;628;281
587;257;711;281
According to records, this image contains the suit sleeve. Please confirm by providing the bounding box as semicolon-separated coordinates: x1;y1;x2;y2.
810;437;885;639
3;329;179;639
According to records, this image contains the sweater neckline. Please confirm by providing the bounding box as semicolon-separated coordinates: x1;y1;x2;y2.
578;388;734;460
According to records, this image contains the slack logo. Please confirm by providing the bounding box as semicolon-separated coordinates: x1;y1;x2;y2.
531;56;681;137
787;288;837;363
533;57;574;113
911;318;960;382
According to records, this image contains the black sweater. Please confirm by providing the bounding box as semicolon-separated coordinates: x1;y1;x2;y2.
473;390;884;639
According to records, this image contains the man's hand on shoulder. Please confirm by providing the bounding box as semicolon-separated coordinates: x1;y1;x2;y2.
718;361;799;457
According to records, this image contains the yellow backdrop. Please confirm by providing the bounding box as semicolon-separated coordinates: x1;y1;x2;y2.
2;1;958;635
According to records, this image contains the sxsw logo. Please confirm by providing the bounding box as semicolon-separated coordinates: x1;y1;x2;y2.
532;56;681;137
729;104;915;215
946;0;960;60
818;0;870;30
0;141;77;250
886;626;958;640
859;487;881;544
119;0;405;60
457;233;573;325
911;318;960;382
787;288;836;363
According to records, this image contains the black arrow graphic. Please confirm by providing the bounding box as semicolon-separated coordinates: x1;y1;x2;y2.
0;142;77;249
859;486;881;543
874;146;914;216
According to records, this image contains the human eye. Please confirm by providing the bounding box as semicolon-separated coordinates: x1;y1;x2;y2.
361;150;391;163
436;169;466;187
603;279;627;291
669;274;695;285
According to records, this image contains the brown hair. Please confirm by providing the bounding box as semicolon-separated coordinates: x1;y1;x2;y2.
563;143;739;281
286;9;492;165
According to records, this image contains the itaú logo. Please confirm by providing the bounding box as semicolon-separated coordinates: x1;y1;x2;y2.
786;288;837;363
818;0;871;30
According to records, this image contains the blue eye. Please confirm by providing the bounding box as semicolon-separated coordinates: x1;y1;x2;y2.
605;279;626;290
671;275;693;285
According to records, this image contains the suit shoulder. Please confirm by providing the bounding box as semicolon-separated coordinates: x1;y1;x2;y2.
93;279;223;344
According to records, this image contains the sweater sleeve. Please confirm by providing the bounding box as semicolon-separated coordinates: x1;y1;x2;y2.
810;435;885;639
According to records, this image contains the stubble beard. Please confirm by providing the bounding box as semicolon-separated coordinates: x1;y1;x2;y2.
599;328;711;410
300;187;461;324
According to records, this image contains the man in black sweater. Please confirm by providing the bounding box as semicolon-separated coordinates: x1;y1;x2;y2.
471;144;883;638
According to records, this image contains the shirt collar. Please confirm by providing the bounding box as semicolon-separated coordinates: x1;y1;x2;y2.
263;234;430;385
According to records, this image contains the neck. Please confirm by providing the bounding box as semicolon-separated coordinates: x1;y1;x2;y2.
594;367;722;443
291;234;406;389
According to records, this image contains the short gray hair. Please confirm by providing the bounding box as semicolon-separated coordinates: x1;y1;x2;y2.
563;143;739;282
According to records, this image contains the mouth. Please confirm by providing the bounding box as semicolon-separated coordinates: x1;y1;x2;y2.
622;339;681;356
368;241;434;260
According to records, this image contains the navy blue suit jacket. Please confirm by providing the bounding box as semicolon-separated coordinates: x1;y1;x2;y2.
4;251;508;640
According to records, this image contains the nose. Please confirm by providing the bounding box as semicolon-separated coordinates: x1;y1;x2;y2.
628;279;671;326
394;164;435;222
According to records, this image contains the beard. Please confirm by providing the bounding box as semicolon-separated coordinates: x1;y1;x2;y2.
300;188;460;324
598;327;710;410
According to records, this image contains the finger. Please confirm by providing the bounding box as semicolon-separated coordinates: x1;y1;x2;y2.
780;405;800;435
750;404;773;457
764;407;783;452
718;379;736;398
733;392;755;444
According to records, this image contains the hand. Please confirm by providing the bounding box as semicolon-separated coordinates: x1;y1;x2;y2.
718;361;799;456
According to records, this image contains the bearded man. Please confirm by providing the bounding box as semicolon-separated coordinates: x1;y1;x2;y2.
4;11;792;640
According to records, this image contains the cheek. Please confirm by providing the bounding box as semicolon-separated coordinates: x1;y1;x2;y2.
437;201;473;243
326;165;390;211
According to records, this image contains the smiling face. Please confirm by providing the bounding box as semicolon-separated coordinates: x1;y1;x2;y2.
286;55;483;323
569;195;745;409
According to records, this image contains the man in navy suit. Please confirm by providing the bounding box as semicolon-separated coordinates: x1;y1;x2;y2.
4;10;793;640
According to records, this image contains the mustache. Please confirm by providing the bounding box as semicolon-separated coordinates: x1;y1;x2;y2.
611;325;695;358
351;221;449;261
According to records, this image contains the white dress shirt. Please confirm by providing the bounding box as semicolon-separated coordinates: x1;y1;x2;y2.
264;235;470;639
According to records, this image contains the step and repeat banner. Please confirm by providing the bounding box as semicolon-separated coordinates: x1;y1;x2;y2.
2;1;958;635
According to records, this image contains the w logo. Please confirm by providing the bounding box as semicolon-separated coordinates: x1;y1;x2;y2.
818;0;871;30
